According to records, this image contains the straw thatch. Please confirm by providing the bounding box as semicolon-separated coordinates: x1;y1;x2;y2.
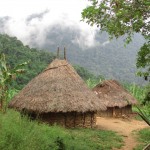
93;80;138;117
93;80;137;108
9;59;106;113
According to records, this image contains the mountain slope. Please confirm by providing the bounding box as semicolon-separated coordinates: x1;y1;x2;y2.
0;34;98;89
0;34;55;89
29;25;145;84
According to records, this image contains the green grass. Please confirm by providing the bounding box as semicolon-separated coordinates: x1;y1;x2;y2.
134;128;150;150
0;109;124;150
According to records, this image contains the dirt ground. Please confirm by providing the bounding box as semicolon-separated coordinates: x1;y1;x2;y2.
96;117;149;150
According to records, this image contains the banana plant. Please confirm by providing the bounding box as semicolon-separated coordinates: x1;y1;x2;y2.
0;53;28;113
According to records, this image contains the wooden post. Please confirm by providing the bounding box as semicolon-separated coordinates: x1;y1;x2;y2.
113;107;115;117
83;113;85;127
143;143;150;150
74;112;76;128
57;47;60;58
64;113;67;127
64;47;66;60
90;112;93;128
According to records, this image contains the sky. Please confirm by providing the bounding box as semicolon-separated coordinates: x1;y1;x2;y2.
0;0;99;48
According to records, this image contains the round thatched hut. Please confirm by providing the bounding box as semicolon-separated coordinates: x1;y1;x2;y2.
9;59;106;128
93;80;137;117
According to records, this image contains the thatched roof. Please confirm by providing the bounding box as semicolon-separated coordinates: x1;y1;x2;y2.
9;59;106;113
92;80;137;108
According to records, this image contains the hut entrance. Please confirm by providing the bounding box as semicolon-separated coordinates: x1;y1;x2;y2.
113;107;122;117
121;105;132;115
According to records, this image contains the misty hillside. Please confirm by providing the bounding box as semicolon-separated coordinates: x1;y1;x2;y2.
0;34;101;89
29;25;146;84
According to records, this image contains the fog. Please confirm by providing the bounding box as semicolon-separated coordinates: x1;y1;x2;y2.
0;0;101;49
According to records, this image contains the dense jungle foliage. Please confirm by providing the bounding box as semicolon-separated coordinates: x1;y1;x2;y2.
0;34;55;89
0;34;103;90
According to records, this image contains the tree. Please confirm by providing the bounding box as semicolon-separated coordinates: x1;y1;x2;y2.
82;0;150;79
0;53;27;113
82;0;150;127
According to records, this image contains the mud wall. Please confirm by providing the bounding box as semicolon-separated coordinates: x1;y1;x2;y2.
39;111;96;128
97;105;132;117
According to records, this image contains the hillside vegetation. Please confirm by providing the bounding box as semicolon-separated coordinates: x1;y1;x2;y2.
0;33;149;104
0;34;101;89
32;27;145;84
0;34;55;89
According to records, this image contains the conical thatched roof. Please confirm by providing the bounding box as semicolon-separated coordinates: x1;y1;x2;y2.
9;59;106;113
93;80;137;108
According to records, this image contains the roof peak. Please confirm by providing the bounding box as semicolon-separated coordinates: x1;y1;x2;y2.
9;58;106;113
45;59;68;71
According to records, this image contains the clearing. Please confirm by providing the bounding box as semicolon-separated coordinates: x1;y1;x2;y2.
96;117;149;150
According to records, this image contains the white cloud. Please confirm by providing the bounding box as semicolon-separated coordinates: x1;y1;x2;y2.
0;0;99;49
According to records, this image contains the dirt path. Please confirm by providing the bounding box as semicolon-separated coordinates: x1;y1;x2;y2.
96;117;149;150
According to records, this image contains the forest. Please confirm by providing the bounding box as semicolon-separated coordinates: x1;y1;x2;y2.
0;34;103;90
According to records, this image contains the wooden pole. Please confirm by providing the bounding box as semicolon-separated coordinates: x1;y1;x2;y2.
64;114;67;127
83;113;85;127
74;112;76;128
143;143;150;150
64;47;66;60
57;47;60;58
91;112;92;128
